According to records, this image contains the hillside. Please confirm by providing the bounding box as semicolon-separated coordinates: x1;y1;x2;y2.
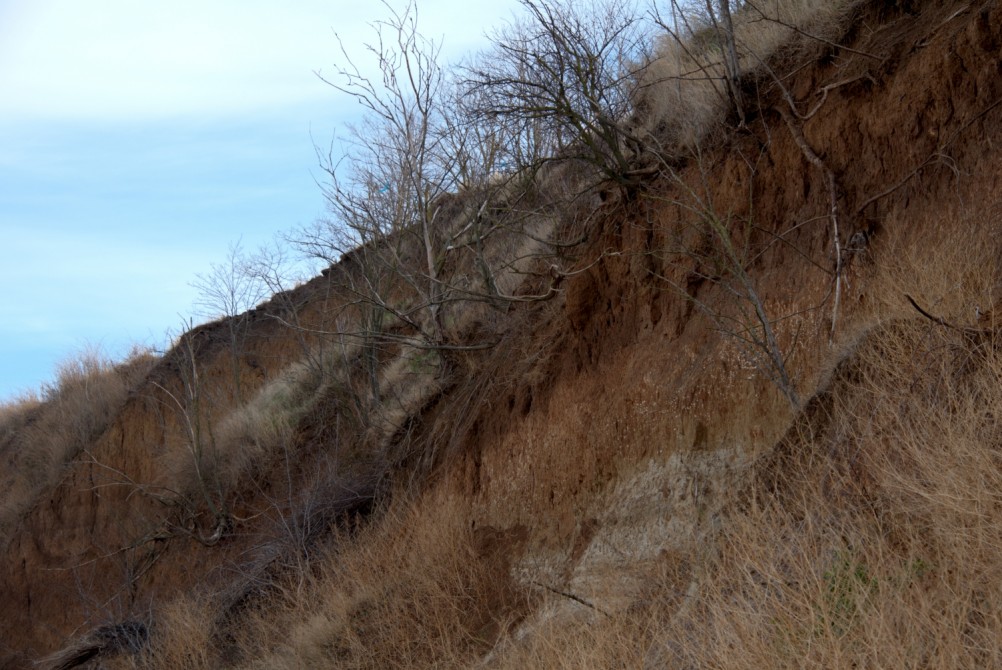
3;0;1002;667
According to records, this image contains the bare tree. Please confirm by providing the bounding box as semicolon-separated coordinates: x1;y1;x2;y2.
298;0;579;409
465;0;655;191
191;239;267;403
313;0;456;345
192;240;267;324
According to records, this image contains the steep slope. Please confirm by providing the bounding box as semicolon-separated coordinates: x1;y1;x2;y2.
453;0;1002;602
3;0;1002;667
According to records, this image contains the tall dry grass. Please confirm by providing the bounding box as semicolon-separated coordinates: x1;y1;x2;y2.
0;347;156;542
129;490;528;670
126;596;217;670
166;357;329;497
661;321;1002;668
635;0;862;151
165;334;444;506
485;205;1002;667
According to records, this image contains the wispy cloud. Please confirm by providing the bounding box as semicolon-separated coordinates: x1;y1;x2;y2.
1;1;334;121
0;0;521;400
0;0;518;123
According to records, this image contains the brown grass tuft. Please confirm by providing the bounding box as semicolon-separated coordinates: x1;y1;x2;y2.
133;596;218;670
134;490;529;669
0;347;156;541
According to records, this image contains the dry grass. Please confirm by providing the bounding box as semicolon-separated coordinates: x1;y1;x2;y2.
0;347;156;542
132;490;528;669
129;596;218;670
0;391;42;436
662;317;1002;668
484;204;1002;668
635;0;862;152
82;196;1002;670
161;324;388;499
110;325;1002;661
366;343;444;449
116;163;1002;670
181;358;330;494
166;333;445;505
244;493;524;669
869;200;1002;326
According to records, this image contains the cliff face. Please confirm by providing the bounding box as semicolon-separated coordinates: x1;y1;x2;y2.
460;0;1002;564
445;0;1002;626
4;1;1002;666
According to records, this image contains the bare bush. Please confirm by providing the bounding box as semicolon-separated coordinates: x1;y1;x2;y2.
191;239;268;403
465;0;654;190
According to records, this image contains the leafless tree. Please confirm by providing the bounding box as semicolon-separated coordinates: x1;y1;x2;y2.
191;239;267;403
293;0;584;413
312;0;455;344
305;1;459;382
464;0;655;191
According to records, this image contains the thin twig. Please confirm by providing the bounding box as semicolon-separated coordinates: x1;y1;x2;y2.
776;105;841;343
529;580;612;617
856;97;1002;214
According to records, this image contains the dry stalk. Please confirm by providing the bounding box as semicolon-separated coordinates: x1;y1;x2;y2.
776;104;842;342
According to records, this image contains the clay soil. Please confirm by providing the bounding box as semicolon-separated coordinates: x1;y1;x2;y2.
3;0;1002;666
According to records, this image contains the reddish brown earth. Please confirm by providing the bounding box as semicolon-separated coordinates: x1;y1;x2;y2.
3;0;1002;665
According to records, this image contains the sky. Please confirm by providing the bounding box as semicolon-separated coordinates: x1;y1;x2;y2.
0;0;519;401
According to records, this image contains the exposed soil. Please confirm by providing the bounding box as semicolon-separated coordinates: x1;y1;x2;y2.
3;0;1002;666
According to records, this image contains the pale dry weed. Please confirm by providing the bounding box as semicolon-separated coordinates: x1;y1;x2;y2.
635;0;862;152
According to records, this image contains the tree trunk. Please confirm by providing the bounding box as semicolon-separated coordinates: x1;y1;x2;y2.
709;0;745;125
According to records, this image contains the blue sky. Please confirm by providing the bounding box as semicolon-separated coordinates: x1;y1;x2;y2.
0;0;517;401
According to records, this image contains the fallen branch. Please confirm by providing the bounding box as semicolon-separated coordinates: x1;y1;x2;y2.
905;294;995;342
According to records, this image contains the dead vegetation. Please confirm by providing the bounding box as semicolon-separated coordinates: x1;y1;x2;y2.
114;285;1002;667
124;51;1002;670
13;0;1002;667
0;348;156;542
125;492;529;670
658;317;1002;666
635;0;865;154
483;197;1002;668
